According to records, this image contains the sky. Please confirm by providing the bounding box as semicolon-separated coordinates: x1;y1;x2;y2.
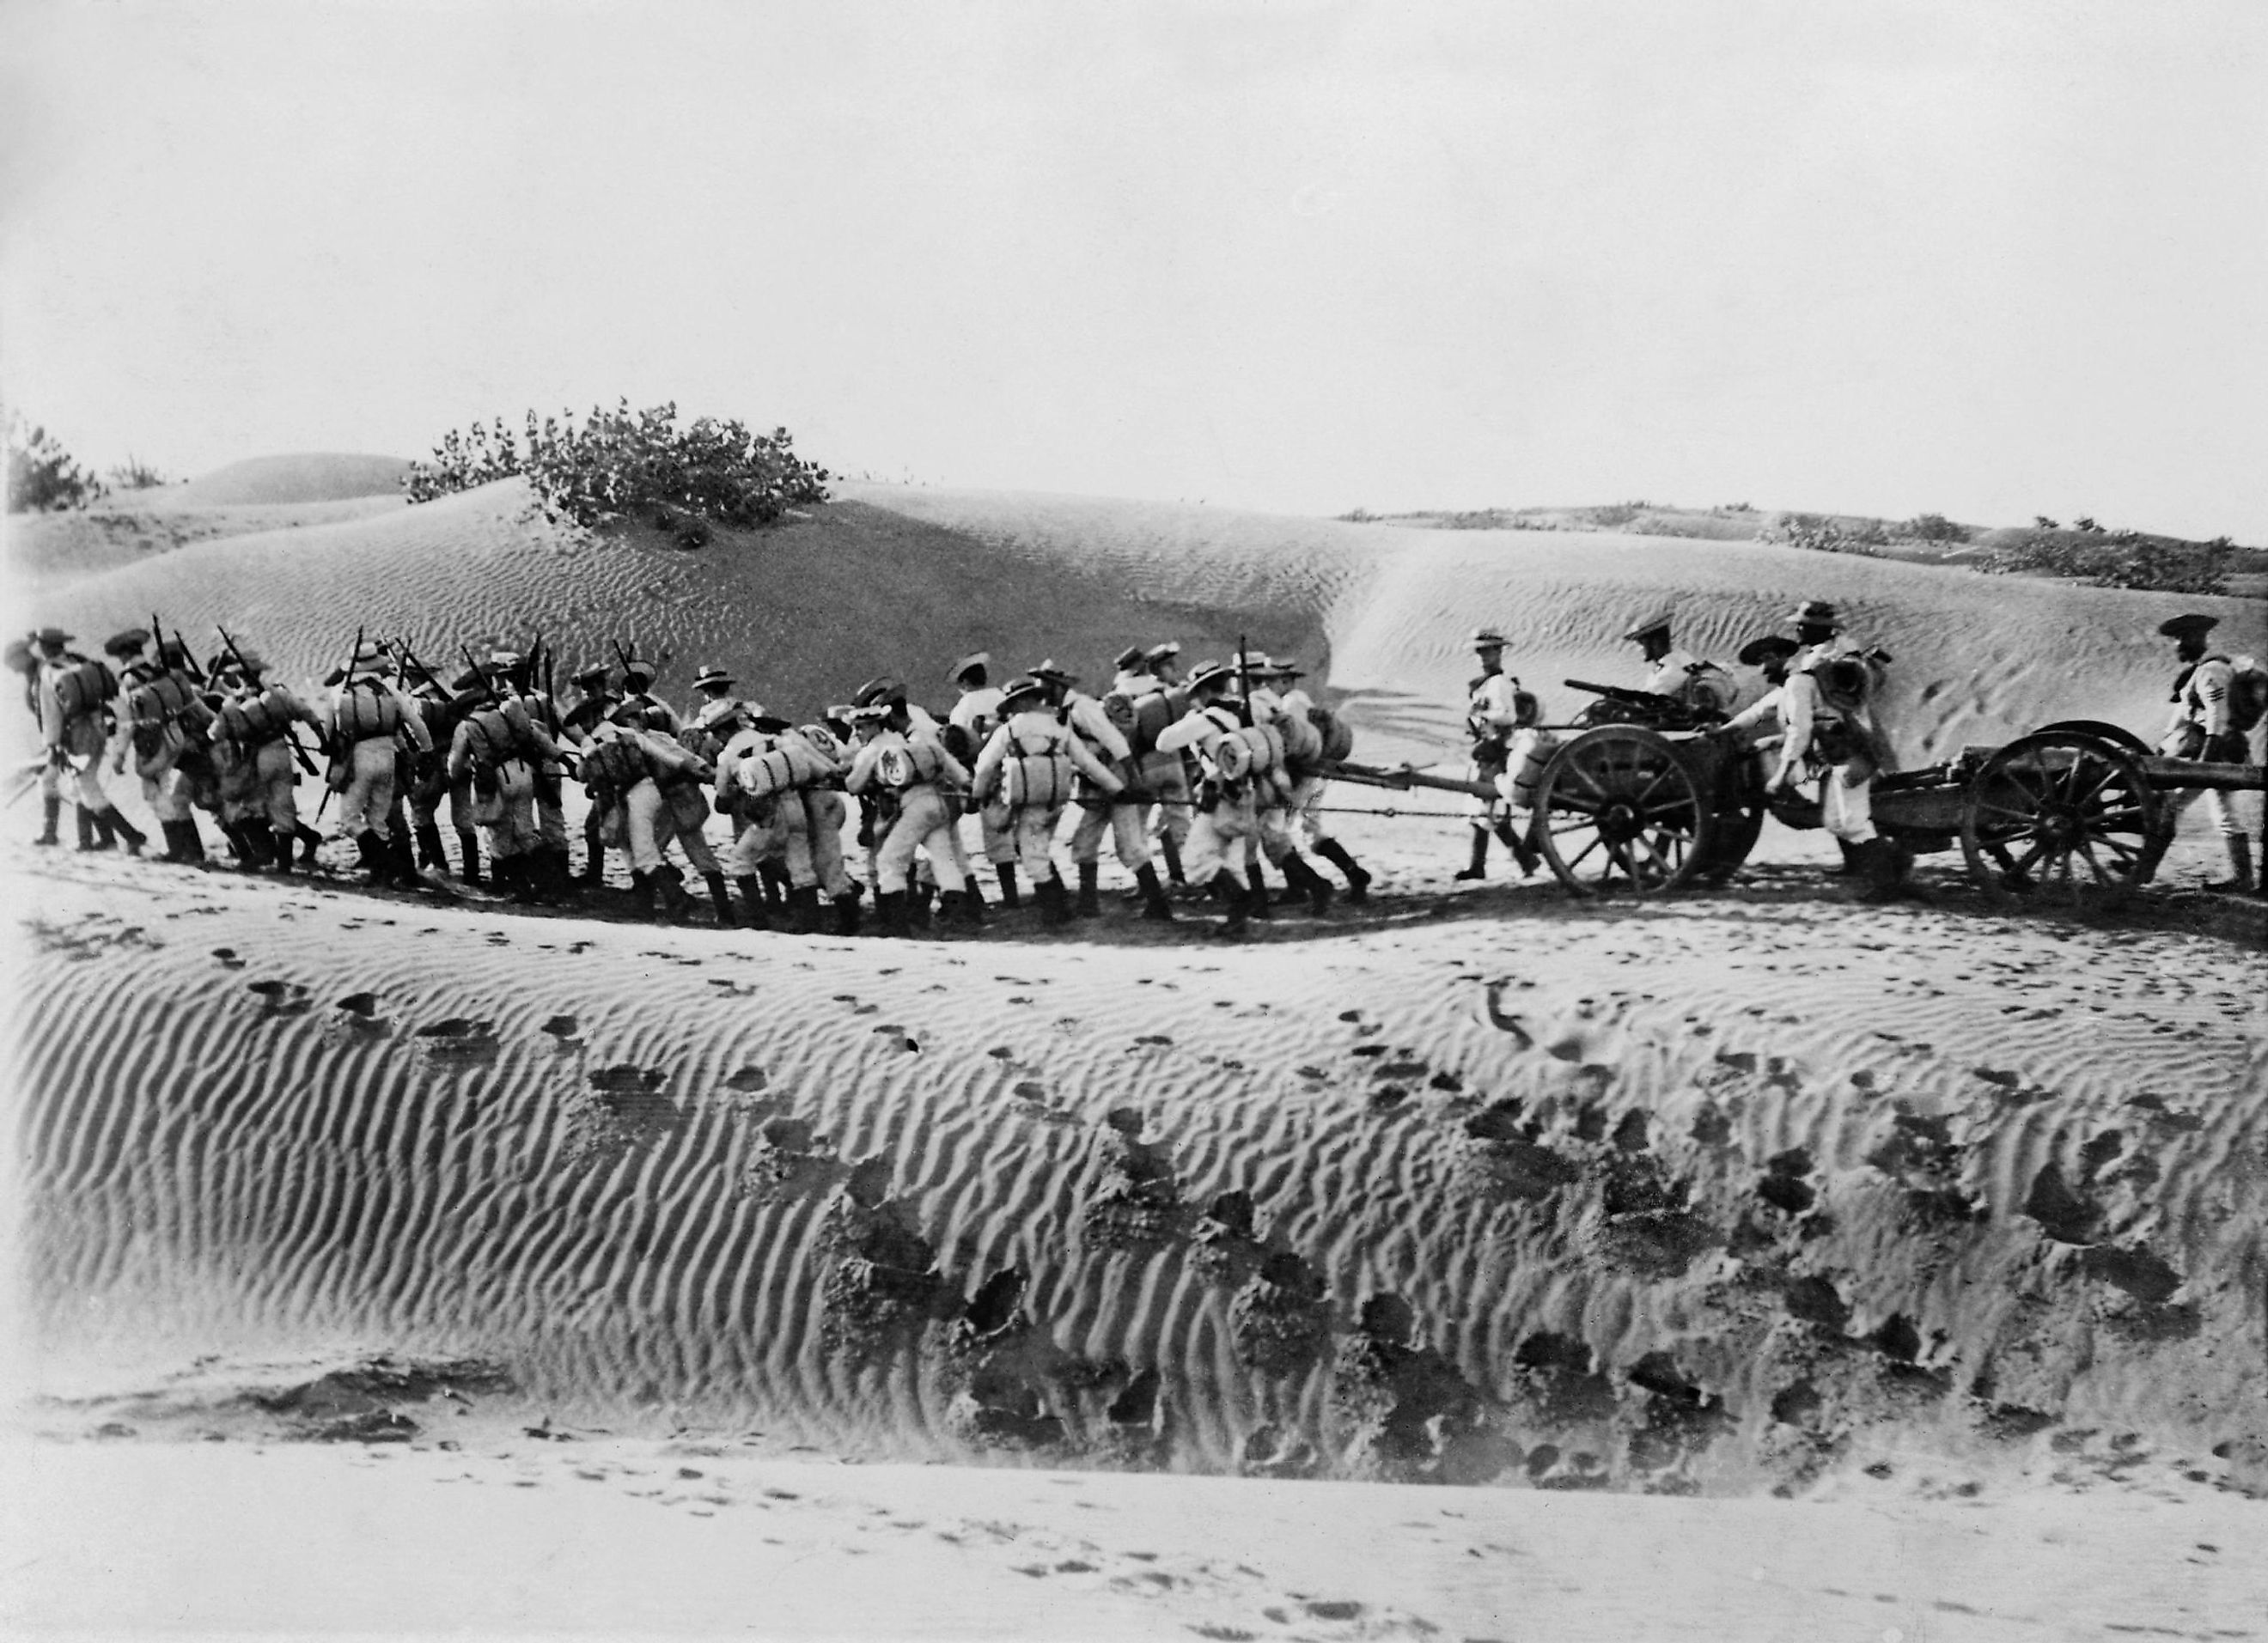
2;0;2264;539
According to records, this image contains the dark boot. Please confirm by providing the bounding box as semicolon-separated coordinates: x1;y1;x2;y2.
705;871;737;927
296;825;322;867
1314;837;1371;904
1834;839;1863;877
355;831;388;884
654;864;691;919
270;827;295;874
415;824;448;870
1213;874;1249;938
392;831;421;885
1854;839;1906;904
510;856;545;905
34;794;61;846
1136;863;1175;922
875;890;911;937
102;807;147;856
787;885;820;934
76;805;103;851
1245;870;1273;921
2202;835;2254;893
954;885;985;931
1282;851;1334;914
735;876;772;929
578;838;605;887
158;819;190;863
1160;832;1186;885
456;828;483;885
831;891;863;937
1454;826;1489;880
240;819;277;869
1075;861;1101;917
1036;874;1070;927
177;815;208;863
907;883;935;928
1494;816;1540;877
630;869;656;913
995;864;1022;909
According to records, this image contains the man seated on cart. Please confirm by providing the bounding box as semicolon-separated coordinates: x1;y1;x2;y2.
1621;612;1735;721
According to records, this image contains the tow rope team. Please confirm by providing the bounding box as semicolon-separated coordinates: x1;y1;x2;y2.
10;630;1375;938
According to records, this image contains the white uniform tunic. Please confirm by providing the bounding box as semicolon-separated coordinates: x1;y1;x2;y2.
1153;702;1255;886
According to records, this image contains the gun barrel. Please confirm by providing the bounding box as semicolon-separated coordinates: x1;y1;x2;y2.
1564;678;1662;703
1320;759;1499;801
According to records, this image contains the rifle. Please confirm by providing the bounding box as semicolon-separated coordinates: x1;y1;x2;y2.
216;624;319;774
1237;632;1253;722
169;628;207;685
1566;678;1676;708
314;624;363;819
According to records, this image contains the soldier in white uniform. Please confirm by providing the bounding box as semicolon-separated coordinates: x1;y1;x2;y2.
946;653;1018;905
1768;600;1904;900
844;680;975;936
972;674;1130;923
1262;656;1372;903
27;627;144;854
1454;627;1541;881
1153;660;1260;936
324;642;432;885
1138;642;1196;883
686;665;742;730
2132;612;2255;892
113;633;215;864
205;645;325;873
1032;658;1155;918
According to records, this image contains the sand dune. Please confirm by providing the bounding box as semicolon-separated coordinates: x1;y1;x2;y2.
24;480;2257;775
162;452;412;507
14;836;2262;1497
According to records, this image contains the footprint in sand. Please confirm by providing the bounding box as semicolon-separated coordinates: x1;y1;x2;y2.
541;1015;581;1041
246;979;313;1016
723;1066;767;1092
336;992;379;1016
588;1064;667;1094
1480;982;1532;1045
211;947;246;970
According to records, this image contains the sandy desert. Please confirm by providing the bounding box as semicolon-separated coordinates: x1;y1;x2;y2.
4;459;2263;1640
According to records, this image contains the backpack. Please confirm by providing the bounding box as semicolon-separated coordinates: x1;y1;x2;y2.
51;658;115;721
2228;655;2268;735
128;672;197;728
580;735;645;792
1308;703;1355;764
337;680;404;740
1001;730;1073;810
1681;660;1736;718
216;689;288;745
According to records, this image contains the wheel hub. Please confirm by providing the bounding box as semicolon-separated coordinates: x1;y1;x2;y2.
1598;802;1642;843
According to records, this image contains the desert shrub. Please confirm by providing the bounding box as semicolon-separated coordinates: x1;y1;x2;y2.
1338;507;1381;523
1758;513;1882;557
1977;526;2231;596
1900;512;1969;544
107;454;171;490
404;401;830;532
5;413;107;512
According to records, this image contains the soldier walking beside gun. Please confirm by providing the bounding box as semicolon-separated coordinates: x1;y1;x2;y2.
2128;612;2263;893
1454;627;1540;881
1768;600;1906;902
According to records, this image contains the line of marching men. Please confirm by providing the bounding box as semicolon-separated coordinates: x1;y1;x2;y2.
9;624;1376;937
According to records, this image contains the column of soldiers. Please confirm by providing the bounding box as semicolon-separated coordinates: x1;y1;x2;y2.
11;624;1377;938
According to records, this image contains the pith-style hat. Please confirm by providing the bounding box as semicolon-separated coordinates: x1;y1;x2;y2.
1789;599;1841;630
619;652;657;680
1471;626;1508;648
485;649;523;673
948;651;991;685
1736;635;1802;667
999;674;1049;709
571;661;612;686
1620;612;1674;643
1184;659;1235;693
34;626;74;648
1143;641;1182;665
227;645;266;673
2157;612;2218;640
692;665;735;691
1266;656;1306;678
1112;644;1146;672
1029;658;1077;685
852;674;906;709
747;711;793;734
102;627;152;657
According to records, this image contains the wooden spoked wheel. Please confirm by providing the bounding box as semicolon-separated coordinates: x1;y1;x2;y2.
1531;727;1713;896
1960;730;2160;910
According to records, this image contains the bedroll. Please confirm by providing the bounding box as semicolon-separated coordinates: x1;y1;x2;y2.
337;682;405;740
740;737;831;800
1003;744;1075;809
128;672;197;727
51;659;115;721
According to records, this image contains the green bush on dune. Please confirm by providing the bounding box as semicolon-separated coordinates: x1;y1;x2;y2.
405;401;830;540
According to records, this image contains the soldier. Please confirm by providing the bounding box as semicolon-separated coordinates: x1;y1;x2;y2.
1716;636;1801;745
117;635;216;864
1623;612;1735;719
1261;656;1371;903
2131;612;2256;892
713;709;798;927
972;674;1130;924
1139;641;1195;883
205;644;324;873
324;642;432;885
615;653;680;735
504;646;576;895
1031;658;1154;918
1454;627;1540;881
844;679;975;936
393;654;477;882
1152;659;1259;935
805;710;866;934
562;660;621;885
1769;601;1904;900
23;628;135;853
445;662;567;903
946;653;1019;906
1228;650;1309;918
686;665;742;727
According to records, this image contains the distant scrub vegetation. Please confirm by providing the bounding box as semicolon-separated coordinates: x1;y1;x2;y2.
5;413;107;513
404;401;831;544
1976;524;2234;597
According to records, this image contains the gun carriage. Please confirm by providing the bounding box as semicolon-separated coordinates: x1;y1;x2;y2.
1320;682;2265;910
